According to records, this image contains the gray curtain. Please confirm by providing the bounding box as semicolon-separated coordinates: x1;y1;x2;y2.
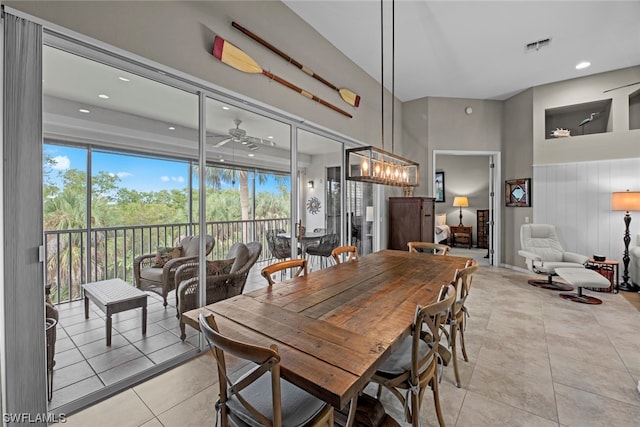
3;12;47;422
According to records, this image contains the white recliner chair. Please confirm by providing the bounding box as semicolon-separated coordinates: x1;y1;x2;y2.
518;224;589;290
630;233;640;287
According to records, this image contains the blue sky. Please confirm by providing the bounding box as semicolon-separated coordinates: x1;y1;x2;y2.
44;144;288;193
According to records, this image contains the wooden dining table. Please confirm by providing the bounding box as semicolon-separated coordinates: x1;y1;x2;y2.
182;249;471;421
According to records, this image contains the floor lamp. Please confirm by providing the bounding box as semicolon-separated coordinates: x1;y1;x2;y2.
612;190;640;292
453;196;469;226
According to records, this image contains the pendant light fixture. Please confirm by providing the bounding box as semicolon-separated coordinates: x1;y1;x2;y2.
346;0;419;187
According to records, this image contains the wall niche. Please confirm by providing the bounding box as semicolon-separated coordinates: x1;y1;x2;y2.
630;88;640;130
545;99;612;139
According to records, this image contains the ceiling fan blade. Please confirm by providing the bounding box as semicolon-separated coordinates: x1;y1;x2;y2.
206;135;231;148
244;136;276;147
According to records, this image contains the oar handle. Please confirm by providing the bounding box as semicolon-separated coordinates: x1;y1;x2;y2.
232;21;340;92
262;70;352;118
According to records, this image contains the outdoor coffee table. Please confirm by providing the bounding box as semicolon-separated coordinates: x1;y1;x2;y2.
83;278;147;346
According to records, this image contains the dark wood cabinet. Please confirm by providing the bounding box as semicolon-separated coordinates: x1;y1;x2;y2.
388;197;435;250
477;209;489;249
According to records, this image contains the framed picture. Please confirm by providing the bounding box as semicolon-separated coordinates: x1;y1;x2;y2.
505;178;531;207
435;172;445;203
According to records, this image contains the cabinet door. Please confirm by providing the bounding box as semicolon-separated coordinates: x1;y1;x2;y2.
420;198;435;243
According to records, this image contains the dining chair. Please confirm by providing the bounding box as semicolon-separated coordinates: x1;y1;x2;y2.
331;245;359;264
407;242;451;255
261;258;308;286
198;313;334;427
441;261;479;388
371;284;456;427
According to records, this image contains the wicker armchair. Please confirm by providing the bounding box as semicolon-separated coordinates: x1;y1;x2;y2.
175;241;262;340
133;235;214;307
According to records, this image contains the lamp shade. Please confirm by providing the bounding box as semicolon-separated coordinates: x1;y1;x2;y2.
612;191;640;211
453;196;469;208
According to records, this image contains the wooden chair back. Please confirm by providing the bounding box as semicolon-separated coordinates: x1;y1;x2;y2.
331;245;359;264
261;258;308;286
199;314;283;426
408;241;450;255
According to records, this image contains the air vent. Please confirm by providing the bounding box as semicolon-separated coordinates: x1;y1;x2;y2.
525;37;551;52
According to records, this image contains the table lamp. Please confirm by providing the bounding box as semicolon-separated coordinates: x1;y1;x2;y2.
453;196;469;226
612;190;640;292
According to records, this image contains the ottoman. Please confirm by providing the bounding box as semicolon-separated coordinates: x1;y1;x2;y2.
555;268;611;304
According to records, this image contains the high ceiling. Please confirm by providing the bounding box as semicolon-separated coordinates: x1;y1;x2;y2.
283;1;640;101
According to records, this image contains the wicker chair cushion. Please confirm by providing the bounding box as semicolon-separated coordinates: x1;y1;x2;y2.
227;365;328;427
228;243;250;274
140;267;163;282
376;335;430;375
152;246;182;267
180;236;202;258
206;258;234;276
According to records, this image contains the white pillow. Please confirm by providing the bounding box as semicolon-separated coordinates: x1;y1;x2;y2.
436;214;447;226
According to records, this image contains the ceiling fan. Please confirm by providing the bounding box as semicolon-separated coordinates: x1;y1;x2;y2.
207;119;276;150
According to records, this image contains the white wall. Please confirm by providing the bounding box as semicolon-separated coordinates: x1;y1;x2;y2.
533;157;640;272
533;66;640;165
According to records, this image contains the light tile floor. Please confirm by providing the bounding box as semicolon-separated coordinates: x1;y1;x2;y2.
60;265;640;426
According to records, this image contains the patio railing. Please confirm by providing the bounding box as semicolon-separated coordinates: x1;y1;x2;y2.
45;218;290;304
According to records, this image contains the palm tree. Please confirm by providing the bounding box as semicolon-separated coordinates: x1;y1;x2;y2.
199;166;289;221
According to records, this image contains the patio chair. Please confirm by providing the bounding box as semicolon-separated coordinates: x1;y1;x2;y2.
134;235;214;307
198;313;334;427
266;229;300;261
306;233;339;269
175;242;262;340
45;302;58;402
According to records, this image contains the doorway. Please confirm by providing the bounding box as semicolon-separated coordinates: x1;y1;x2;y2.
433;150;501;266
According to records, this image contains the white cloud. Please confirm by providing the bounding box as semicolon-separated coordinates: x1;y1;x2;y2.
161;176;184;183
116;172;133;179
51;156;70;170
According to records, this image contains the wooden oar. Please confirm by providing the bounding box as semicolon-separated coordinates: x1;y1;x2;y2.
213;36;353;118
231;21;361;108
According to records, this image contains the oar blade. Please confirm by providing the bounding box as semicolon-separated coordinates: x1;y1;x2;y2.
339;88;361;108
213;36;262;74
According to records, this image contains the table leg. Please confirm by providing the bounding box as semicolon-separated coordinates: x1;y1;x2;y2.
142;306;147;336
106;315;112;346
84;295;89;319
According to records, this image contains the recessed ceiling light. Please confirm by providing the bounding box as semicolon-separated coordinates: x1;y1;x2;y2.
576;61;591;70
98;94;109;99
168;126;175;130
248;153;255;157
118;76;130;82
219;159;225;162
222;106;230;110
79;109;90;114
267;136;273;139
